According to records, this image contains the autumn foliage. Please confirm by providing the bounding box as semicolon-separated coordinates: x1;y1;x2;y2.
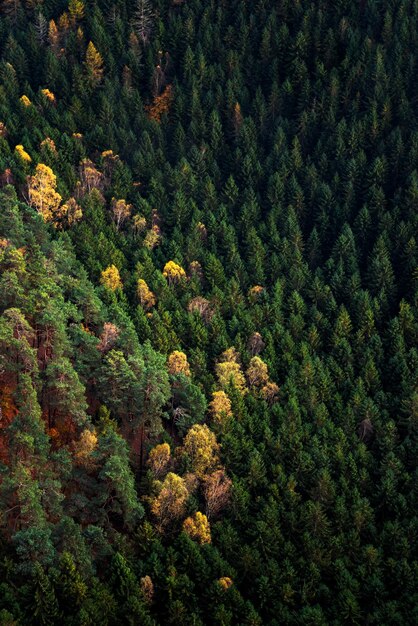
215;347;247;394
150;472;188;531
147;442;171;478
27;164;62;222
181;424;219;477
145;85;173;123
163;260;186;285
100;265;122;291
137;278;156;310
182;511;211;544
167;350;191;377
209;390;233;425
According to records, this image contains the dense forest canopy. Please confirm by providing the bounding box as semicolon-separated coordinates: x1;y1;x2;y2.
0;0;417;623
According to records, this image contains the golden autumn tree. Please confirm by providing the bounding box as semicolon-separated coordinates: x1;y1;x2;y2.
261;381;280;405
147;443;171;478
146;84;174;123
183;511;211;544
15;144;31;162
85;41;103;85
58;197;83;227
133;214;147;234
246;356;269;388
215;347;247;394
218;577;233;591
182;424;219;477
78;159;104;194
150;472;188;531
143;225;161;250
100;265;122;291
140;575;154;604
209;390;233;426
48;19;59;51
112;198;132;230
69;0;84;23
19;95;31;107
189;260;203;281
167;350;191;377
248;285;264;302
163;260;186;285
74;428;97;468
137;278;156;310
58;11;70;33
40;137;57;154
28;163;62;222
41;88;55;103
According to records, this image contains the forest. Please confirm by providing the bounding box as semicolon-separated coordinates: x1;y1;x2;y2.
0;0;417;623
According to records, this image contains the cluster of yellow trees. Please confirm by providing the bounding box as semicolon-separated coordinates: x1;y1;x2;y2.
215;346;279;404
25;163;82;227
147;424;231;542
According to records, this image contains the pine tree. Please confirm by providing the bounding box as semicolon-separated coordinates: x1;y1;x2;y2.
31;563;60;626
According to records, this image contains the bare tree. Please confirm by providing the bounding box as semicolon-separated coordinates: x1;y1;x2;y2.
132;0;154;46
34;11;48;45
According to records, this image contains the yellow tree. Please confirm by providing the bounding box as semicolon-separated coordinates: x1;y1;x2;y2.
137;278;156;310
140;575;154;604
147;443;171;478
85;41;103;85
112;198;132;230
28;163;62;222
219;347;240;363
100;265;122;291
182;424;219;477
246;356;269;388
19;95;31;107
261;381;280;405
48;19;59;51
215;348;247;394
144;225;161;250
58;11;70;33
183;511;211;544
78;159;104;194
58;197;83;227
133;214;147;234
248;285;264;302
167;350;190;377
40;137;57;154
146;85;174;123
74;428;97;469
41;88;55;104
163;260;186;285
69;0;84;23
209;390;233;426
218;577;233;591
15;144;31;162
150;472;188;531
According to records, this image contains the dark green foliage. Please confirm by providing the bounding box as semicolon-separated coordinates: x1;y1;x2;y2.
0;0;417;623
